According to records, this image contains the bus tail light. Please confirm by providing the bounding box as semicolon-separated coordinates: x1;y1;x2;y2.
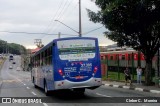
94;67;98;73
58;69;63;76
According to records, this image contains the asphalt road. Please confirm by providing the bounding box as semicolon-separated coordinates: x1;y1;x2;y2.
0;55;159;106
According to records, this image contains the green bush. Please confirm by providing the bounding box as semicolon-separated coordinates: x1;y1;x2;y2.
154;77;160;85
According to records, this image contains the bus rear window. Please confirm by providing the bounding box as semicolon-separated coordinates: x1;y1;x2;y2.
57;39;96;61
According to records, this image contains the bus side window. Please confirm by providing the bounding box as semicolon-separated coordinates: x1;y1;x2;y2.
44;49;47;65
43;51;45;66
53;43;55;46
47;48;49;65
45;46;52;65
38;54;40;67
49;46;52;65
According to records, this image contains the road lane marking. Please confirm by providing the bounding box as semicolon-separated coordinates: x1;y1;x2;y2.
6;70;24;84
150;90;160;94
31;92;37;95
27;87;30;89
6;69;30;87
2;80;16;83
135;88;143;92
113;85;119;88
123;86;130;89
43;103;48;106
96;93;111;97
104;84;110;86
2;79;26;86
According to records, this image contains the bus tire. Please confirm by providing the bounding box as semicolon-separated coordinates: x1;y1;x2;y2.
33;77;38;88
44;81;50;96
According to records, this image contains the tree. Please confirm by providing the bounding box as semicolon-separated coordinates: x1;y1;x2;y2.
0;39;26;55
87;0;160;85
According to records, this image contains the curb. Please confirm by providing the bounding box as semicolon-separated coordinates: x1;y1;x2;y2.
0;58;5;87
103;83;160;94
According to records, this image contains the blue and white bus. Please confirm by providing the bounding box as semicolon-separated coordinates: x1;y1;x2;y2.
31;37;102;95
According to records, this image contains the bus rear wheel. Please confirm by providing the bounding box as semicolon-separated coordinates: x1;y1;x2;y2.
33;77;37;88
44;82;50;96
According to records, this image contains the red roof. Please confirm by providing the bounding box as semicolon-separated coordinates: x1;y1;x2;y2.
31;48;40;54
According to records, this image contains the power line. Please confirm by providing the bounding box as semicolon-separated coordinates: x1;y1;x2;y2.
57;0;74;21
52;0;78;33
52;0;66;20
42;0;75;39
52;0;104;37
40;0;71;39
0;31;77;36
82;26;104;35
38;0;65;39
61;1;78;22
0;26;104;37
55;0;69;20
48;0;71;34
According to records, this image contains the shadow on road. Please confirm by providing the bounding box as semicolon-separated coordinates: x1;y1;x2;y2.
35;87;99;103
50;89;86;99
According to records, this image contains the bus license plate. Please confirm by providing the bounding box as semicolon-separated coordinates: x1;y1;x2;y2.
75;76;84;79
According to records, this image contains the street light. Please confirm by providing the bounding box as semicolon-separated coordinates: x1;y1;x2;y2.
55;20;80;37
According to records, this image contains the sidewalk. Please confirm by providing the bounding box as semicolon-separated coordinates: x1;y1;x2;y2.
102;80;160;94
0;58;5;87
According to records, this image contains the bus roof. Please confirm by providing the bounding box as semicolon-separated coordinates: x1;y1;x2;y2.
52;37;97;44
32;37;98;57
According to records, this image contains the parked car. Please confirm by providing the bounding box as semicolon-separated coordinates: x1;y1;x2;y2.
9;66;13;69
16;67;21;71
9;55;14;61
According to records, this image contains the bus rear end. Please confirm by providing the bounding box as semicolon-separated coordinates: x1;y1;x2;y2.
54;37;102;91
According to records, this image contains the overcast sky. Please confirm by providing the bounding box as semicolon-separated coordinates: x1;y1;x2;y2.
0;0;115;49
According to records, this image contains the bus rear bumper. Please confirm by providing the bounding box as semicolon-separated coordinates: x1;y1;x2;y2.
54;78;102;90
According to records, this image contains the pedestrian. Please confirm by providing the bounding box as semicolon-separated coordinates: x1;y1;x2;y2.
136;66;142;84
124;67;131;85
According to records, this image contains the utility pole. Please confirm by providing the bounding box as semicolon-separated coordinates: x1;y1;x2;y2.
58;32;61;38
158;43;160;77
34;39;42;48
79;0;82;37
